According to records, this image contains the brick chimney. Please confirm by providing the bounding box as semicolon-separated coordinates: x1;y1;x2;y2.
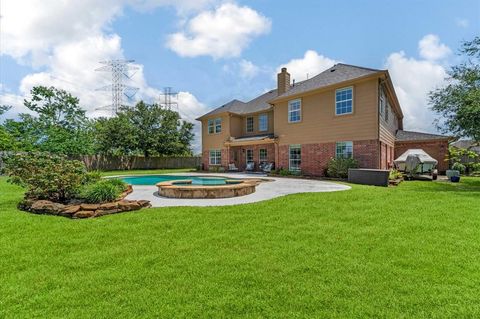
277;67;290;95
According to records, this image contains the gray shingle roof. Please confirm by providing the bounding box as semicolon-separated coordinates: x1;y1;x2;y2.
198;63;383;119
271;63;382;101
396;130;451;142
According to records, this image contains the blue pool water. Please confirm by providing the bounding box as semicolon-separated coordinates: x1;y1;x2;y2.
120;175;239;186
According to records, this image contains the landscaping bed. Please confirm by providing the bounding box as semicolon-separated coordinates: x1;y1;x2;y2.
18;185;151;218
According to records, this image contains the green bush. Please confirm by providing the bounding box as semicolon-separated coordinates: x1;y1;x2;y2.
452;162;466;174
2;152;86;202
389;169;403;180
81;179;127;203
326;157;358;178
82;170;102;184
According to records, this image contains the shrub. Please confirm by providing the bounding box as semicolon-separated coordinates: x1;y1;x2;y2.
82;170;102;185
451;162;466;174
2;152;86;202
81;179;127;203
389;169;403;180
326;157;358;178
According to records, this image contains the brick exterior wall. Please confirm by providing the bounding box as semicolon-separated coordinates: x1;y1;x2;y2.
395;140;449;173
277;140;380;176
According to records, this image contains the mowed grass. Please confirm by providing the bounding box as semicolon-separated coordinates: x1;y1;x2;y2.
0;171;479;318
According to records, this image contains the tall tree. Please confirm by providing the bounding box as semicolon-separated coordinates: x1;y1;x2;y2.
2;86;94;154
94;101;194;157
429;36;480;143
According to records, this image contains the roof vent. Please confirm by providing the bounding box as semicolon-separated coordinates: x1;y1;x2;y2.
330;69;336;72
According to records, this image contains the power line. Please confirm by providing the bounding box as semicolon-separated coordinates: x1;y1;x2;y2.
159;87;178;110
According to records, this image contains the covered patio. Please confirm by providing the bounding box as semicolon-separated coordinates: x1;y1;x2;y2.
224;134;277;172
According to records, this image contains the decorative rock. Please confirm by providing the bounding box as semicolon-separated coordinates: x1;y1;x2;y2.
73;210;95;218
99;202;118;210
31;200;66;214
137;200;151;208
60;205;81;216
80;203;100;211
95;208;122;216
118;200;141;211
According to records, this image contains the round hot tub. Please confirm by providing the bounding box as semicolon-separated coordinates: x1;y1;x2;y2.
156;179;261;199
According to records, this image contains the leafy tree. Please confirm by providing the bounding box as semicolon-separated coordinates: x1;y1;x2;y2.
94;101;194;157
429;36;480;143
2;86;95;154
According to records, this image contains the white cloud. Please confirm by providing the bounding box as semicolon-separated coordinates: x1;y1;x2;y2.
418;34;452;61
167;3;271;58
239;60;261;79
455;18;469;28
0;0;214;152
277;50;338;82
385;48;448;133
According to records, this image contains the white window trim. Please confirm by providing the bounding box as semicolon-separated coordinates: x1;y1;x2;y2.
289;144;301;171
209;149;222;165
258;114;268;132
246;116;254;133
246;149;254;163
335;86;354;116
259;148;268;162
288;99;302;123
335;141;353;159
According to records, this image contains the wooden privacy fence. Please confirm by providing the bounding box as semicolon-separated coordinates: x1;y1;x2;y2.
71;155;201;171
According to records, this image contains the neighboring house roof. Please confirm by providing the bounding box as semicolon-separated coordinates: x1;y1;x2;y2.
451;140;480;152
197;63;384;120
270;63;383;102
395;130;451;142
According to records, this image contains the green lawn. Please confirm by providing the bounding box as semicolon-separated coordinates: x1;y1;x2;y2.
1;171;479;318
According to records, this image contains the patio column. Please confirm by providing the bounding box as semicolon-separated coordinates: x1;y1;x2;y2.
274;142;279;169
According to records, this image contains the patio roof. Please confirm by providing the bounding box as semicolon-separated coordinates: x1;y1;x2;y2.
225;134;276;146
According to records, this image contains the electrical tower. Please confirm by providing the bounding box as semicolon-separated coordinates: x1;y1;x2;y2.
159;87;178;110
95;59;139;115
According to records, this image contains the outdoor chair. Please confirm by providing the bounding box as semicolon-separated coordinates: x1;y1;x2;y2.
245;162;255;172
228;163;239;172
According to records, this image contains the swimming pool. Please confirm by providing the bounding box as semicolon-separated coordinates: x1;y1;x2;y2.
119;175;240;186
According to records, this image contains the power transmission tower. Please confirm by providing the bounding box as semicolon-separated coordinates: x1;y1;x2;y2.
95;59;139;115
159;87;178;110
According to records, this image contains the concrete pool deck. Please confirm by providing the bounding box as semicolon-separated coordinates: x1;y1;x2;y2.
123;172;350;207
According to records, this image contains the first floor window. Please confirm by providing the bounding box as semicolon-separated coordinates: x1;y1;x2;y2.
259;148;267;162
259;114;268;131
335;87;353;115
289;145;301;171
336;141;353;159
246;149;254;163
246;117;254;133
288;99;301;123
209;150;222;165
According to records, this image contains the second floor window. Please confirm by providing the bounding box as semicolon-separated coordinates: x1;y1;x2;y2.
336;141;353;159
208;118;222;134
246;117;254;133
259;114;268;131
288;99;301;123
336;87;353;115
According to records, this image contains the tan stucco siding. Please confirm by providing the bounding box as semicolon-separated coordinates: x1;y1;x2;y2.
201;114;230;151
273;79;379;145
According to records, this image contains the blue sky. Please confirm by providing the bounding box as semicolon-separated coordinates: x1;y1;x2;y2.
0;0;479;151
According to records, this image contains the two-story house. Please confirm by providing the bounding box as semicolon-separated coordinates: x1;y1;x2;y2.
197;63;450;175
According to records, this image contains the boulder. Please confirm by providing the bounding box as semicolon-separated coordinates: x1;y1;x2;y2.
73;210;95;218
118;200;141;211
95;208;122;216
137;200;151;208
59;205;81;216
99;202;118;210
30;200;65;214
80;203;100;211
